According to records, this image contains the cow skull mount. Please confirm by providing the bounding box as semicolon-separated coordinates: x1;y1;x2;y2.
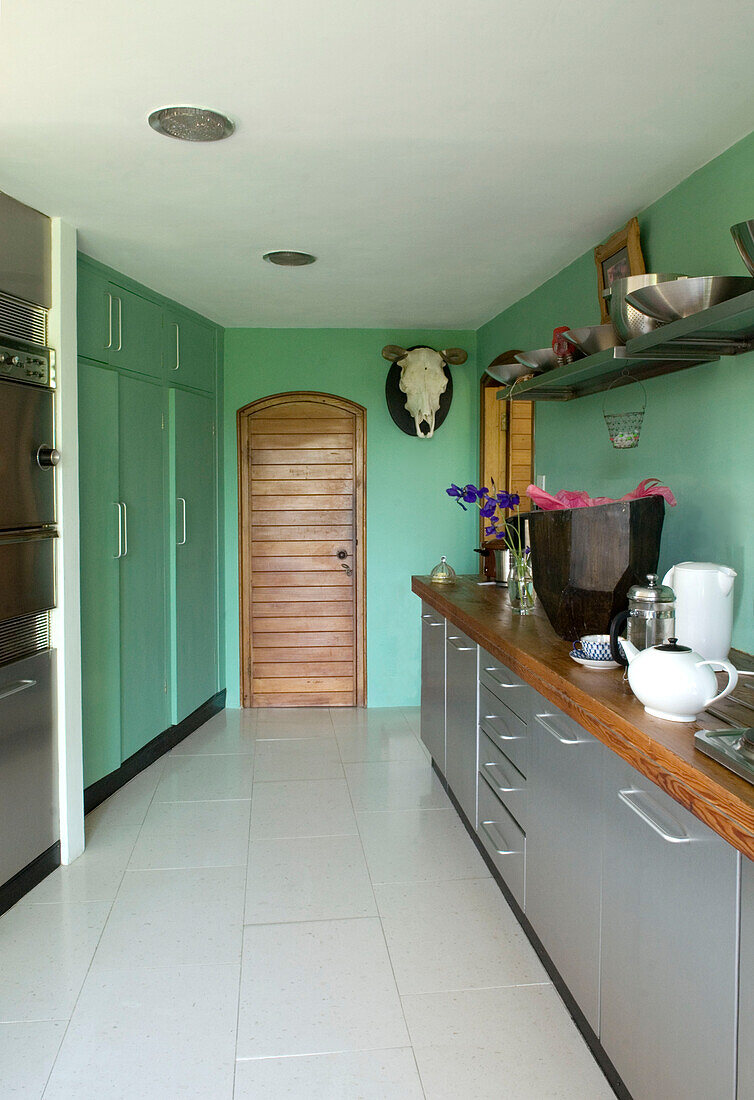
381;344;468;439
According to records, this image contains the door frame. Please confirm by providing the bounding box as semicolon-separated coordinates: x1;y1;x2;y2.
237;391;367;708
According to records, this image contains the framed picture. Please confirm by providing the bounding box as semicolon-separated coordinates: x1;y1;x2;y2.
594;216;645;323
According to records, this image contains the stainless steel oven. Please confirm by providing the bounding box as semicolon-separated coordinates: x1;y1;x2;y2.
0;326;58;904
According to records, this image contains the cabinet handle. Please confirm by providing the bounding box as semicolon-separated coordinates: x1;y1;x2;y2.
105;292;113;350
114;502;124;558
121;501;128;557
618;788;692;844
479;819;518;855
173;322;180;370
481;760;523;792
534;713;583;745
484;667;522;688
177;497;187;545
484;721;523;741
0;679;36;701
448;636;475;651
115;296;122;351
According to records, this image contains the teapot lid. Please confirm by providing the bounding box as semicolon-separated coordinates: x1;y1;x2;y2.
628;573;675;603
654;637;691;652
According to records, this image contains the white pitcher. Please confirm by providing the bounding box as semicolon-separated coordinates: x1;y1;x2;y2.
662;562;737;662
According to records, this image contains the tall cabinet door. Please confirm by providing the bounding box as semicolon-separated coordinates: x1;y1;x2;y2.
119;374;168;759
445;629;478;824
78;362;122;787
172;388;218;721
420;603;445;772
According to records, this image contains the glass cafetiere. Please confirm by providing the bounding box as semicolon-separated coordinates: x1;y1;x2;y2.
609;573;676;666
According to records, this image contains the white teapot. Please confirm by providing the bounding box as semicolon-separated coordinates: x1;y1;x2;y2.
621;636;738;723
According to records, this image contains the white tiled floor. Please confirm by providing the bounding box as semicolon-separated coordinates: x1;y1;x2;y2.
0;706;614;1098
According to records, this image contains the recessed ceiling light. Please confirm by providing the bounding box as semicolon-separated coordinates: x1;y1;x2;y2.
263;251;317;266
148;106;234;142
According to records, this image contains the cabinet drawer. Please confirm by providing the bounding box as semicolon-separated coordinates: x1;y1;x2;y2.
479;648;528;718
479;683;528;777
477;777;525;910
420;601;444;629
478;729;528;831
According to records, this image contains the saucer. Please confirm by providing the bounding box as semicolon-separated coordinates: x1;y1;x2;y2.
570;649;620;671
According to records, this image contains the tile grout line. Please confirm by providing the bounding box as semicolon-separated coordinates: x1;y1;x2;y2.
332;707;428;1100
40;758;168;1097
233;708;259;1098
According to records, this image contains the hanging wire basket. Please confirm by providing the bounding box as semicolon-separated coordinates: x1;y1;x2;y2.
602;372;647;449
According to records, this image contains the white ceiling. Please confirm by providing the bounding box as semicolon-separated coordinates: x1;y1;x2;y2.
2;1;754;329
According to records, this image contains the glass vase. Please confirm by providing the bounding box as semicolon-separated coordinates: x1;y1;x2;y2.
507;557;535;615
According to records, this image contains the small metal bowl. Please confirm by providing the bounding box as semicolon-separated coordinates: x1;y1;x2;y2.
486;351;533;385
625;276;754;324
731;221;754;276
514;347;560;372
564;323;623;356
604;273;685;341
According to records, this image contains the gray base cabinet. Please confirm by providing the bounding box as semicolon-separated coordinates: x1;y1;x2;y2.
739;859;754;1099
600;752;738;1100
420;603;445;772
445;627;478;824
526;693;603;1033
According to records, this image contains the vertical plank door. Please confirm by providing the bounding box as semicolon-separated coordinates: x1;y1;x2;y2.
241;396;364;707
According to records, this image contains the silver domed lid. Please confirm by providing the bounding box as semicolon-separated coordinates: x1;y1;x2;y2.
627;573;675;604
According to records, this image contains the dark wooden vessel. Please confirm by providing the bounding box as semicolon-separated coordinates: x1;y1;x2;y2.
526;495;665;642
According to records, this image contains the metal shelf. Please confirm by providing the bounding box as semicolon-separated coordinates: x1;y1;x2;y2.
625;288;754;357
496;346;718;402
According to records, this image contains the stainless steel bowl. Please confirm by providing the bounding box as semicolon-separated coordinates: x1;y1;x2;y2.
625;276;754;324
514;347;560;372
604;273;685;341
486;360;537;385
564;323;623;356
731;221;754;276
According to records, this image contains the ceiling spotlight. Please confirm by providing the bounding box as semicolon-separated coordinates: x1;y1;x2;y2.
263;251;317;267
148;106;235;142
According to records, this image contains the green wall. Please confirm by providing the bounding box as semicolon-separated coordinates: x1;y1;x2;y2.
223;328;479;707
477;129;754;654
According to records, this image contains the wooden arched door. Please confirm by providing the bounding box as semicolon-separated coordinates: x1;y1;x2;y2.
238;392;366;707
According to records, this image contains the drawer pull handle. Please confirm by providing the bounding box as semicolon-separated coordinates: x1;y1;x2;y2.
0;679;36;701
422;613;433;620
479;819;518;855
482;761;523;792
483;720;523;741
618;788;692;844
484;668;521;688
448;637;475;651
535;713;583;745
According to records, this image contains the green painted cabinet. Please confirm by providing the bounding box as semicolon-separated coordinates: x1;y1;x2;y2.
119;374;169;758
164;311;216;393
171;389;218;721
77;261;163;380
78;362;122;787
78;255;221;790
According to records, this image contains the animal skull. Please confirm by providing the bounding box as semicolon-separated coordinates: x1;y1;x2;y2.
381;345;468;438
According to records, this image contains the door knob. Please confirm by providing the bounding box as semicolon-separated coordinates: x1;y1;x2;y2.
36;445;60;468
337;549;348;560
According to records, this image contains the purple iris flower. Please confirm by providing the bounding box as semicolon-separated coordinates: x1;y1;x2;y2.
509;493;520;507
484;524;497;536
462;485;478;504
446;484;462;498
479;499;496;519
496;491;512;509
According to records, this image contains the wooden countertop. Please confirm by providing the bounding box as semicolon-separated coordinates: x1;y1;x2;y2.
413;575;754;861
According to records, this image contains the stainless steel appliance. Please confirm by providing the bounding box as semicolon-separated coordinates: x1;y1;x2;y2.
609;573;675;666
695;727;754;785
0;325;58;903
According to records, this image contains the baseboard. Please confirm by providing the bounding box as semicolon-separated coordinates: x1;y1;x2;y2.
433;760;632;1100
84;690;226;815
0;841;61;918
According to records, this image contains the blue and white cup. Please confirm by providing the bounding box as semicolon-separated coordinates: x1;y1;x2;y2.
579;634;623;662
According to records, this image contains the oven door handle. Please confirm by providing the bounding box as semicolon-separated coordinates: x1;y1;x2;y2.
0;679;36;702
